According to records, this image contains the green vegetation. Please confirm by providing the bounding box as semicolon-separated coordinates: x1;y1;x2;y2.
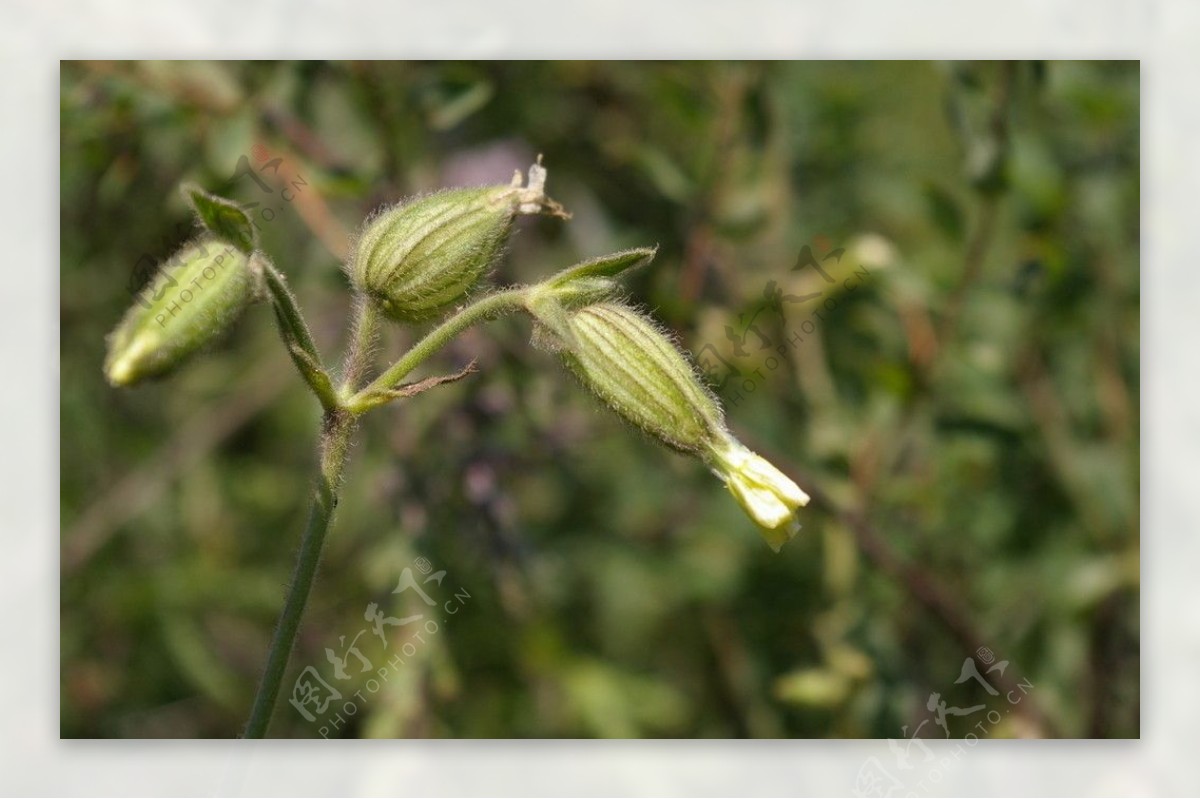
61;61;1139;739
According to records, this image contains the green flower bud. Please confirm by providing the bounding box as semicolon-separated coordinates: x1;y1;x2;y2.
104;237;261;386
533;298;810;551
352;161;565;322
547;302;725;455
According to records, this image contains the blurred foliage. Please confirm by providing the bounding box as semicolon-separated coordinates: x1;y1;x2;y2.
60;61;1139;739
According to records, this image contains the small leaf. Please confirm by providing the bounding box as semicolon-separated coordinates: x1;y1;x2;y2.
349;361;478;413
182;183;257;254
547;247;658;288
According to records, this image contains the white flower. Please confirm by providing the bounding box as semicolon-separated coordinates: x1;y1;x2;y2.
709;437;810;552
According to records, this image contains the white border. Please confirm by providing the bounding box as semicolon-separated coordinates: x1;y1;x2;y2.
5;0;1190;795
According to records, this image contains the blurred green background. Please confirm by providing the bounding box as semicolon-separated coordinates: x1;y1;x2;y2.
60;61;1139;739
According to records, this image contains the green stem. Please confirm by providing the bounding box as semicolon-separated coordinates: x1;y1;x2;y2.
339;295;381;397
348;288;528;409
262;259;324;368
242;408;355;738
242;295;379;739
261;258;339;412
243;289;522;736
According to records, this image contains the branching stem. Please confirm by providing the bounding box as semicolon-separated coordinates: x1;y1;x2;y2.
347;288;529;411
244;287;528;737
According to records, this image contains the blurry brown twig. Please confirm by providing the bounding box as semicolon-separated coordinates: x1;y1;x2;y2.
261;106;353;176
251;117;352;262
791;66;1054;734
89;62;354;263
741;433;1052;736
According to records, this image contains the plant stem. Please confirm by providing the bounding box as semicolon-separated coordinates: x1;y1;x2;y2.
243;289;521;736
261;259;339;411
243;294;379;739
339;294;380;396
350;288;528;407
243;408;355;738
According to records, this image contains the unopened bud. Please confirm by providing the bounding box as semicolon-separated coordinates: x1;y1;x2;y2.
538;302;724;456
533;297;810;551
104;237;260;386
352;161;566;322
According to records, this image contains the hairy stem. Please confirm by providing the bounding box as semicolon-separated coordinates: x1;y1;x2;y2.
340;294;381;395
349;288;528;408
242;408;355;738
243;294;378;738
262;259;339;411
242;287;521;736
244;288;523;736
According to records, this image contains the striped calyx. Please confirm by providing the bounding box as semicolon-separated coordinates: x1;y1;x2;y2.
104;237;261;386
549;302;725;455
352;162;565;322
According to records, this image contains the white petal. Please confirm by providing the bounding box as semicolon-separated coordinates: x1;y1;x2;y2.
742;452;810;508
710;436;810;551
